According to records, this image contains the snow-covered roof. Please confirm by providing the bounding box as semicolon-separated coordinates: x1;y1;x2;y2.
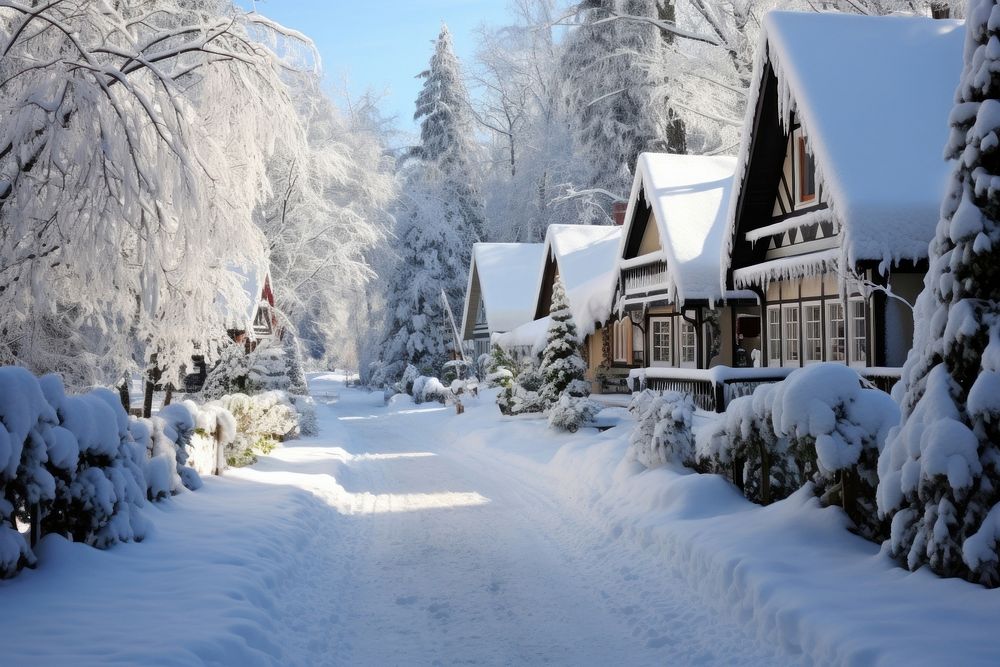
492;315;552;356
623;153;737;304
220;261;270;334
539;224;622;337
725;11;964;280
461;243;545;337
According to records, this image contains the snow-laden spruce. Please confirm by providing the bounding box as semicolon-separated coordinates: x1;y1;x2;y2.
539;277;588;405
374;25;485;383
878;0;1000;586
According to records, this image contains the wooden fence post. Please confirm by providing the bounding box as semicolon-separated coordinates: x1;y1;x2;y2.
29;501;41;549
214;423;224;476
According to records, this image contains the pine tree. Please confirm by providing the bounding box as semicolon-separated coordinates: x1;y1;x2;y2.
877;0;1000;586
539;277;588;404
376;25;485;381
283;333;309;395
560;0;683;214
248;342;290;392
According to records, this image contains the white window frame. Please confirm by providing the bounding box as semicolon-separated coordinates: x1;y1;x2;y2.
825;300;846;363
802;301;823;364
782;304;800;367
679;320;697;368
613;320;628;363
650;317;672;367
849;297;868;367
766;305;782;366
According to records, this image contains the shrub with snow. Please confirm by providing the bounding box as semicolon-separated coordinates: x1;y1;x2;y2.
157;402;203;491
548;394;602;433
412;376;449;405
396;364;421;396
288;395;318;437
485;344;515;390
771;364;898;539
211;392;298;467
628;390;696;468
696;385;801;505
129;417;182;501
499;362;547;416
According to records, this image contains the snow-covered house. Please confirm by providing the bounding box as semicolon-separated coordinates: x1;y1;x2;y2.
723;11;963;377
460;243;545;359
495;224;622;390
226;263;282;351
610;153;755;381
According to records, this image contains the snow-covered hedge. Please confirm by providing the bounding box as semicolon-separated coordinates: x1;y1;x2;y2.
628;390;696;468
412;376;449;405
0;369;146;577
693;364;899;539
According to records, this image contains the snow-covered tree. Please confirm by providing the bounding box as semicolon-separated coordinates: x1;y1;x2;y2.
375;25;484;381
201;344;255;400
539;277;588;404
283;333;309;395
0;1;314;388
248;343;289;393
878;0;1000;586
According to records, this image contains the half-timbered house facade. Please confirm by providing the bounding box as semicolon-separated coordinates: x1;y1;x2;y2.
723;12;963;378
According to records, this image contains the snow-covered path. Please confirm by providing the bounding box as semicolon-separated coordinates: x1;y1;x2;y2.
0;374;798;666
249;375;795;666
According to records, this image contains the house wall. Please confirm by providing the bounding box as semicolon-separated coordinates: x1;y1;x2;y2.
885;272;922;366
637;211;661;256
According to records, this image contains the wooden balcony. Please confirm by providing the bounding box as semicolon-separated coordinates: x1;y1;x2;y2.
621;258;668;295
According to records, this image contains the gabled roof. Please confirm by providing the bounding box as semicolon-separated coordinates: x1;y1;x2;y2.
724;11;964;281
460;242;545;337
221;261;271;335
622;153;737;305
537;224;622;337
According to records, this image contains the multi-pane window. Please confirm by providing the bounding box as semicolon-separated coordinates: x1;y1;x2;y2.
850;298;867;365
679;321;696;367
826;302;846;362
782;305;800;366
767;306;782;366
803;303;823;362
651;318;672;365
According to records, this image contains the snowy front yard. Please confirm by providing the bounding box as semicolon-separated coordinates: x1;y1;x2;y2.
2;373;997;666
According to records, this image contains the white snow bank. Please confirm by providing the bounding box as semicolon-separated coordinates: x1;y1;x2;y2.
623;153;737;304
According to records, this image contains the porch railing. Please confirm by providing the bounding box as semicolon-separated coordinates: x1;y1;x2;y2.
622;259;668;295
628;366;901;413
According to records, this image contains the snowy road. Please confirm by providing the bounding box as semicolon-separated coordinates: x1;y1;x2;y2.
0;374;801;666
250;376;797;666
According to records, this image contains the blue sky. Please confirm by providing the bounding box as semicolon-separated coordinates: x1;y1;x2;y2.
248;1;513;139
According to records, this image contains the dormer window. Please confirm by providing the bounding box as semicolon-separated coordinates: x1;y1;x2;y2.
795;131;817;206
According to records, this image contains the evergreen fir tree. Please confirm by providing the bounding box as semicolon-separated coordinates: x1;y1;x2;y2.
282;333;309;395
539;277;588;404
376;25;485;381
248;342;290;392
877;0;1000;586
201;344;254;400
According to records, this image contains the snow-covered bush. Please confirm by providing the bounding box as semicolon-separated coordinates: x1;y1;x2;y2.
157;402;203;491
499;362;547;416
628;390;696;468
548;394;601;433
45;386;149;550
696;385;800;505
248;342;290;392
201;344;254;400
0;368;62;576
772;364;899;539
129;417;181;501
188;403;235;477
211;392;298;467
539;277;588;404
396;364;421;396
412;376;449;404
442;359;474;384
283;333;309;395
288;395;318;437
